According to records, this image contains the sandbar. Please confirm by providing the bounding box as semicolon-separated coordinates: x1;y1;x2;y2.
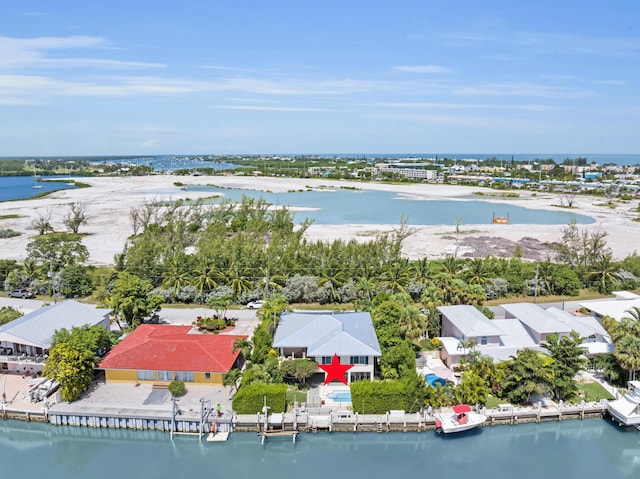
0;175;636;265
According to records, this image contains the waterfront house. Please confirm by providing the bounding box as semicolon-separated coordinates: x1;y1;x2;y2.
578;291;640;323
0;300;111;374
437;303;611;368
437;305;539;366
98;324;246;386
545;306;614;359
272;312;381;383
501;302;571;343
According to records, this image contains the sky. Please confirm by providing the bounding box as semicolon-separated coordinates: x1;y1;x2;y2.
1;1;640;156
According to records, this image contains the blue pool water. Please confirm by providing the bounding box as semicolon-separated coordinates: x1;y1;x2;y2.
425;373;447;387
327;391;352;402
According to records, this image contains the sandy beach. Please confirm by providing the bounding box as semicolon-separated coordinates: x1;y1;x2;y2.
0;175;637;265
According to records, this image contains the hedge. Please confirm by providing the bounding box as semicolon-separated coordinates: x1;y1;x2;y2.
351;380;418;414
232;383;287;414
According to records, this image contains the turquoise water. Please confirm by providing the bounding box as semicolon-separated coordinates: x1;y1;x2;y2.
327;391;352;402
188;185;594;226
0;419;639;478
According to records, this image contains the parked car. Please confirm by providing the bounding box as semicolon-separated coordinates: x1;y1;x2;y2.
246;300;265;309
8;289;35;299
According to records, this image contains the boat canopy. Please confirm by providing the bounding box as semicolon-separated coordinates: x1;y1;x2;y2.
452;405;472;414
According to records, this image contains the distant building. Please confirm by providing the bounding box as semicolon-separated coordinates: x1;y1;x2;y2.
375;163;440;180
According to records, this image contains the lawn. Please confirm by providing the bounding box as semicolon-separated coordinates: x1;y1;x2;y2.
286;388;307;404
579;381;615;402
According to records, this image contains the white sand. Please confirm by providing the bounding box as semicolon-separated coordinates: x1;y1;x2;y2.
0;175;637;265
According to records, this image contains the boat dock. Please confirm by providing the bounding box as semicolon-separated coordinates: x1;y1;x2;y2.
0;400;610;438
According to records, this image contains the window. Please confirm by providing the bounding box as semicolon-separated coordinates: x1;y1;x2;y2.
204;373;211;380
176;372;194;382
321;356;333;365
480;336;487;345
137;370;155;381
157;371;175;381
349;356;368;365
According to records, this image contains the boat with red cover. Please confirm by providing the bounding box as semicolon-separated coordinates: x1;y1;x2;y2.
435;404;486;434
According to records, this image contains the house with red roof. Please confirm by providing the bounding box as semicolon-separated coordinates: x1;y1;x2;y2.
98;324;246;386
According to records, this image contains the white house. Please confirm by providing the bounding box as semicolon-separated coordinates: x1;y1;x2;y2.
272;312;381;383
437;303;610;367
501;302;571;343
0;300;111;374
437;305;539;366
579;291;640;323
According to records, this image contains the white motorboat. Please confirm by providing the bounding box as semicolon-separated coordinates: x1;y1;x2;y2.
435;404;486;434
607;381;640;427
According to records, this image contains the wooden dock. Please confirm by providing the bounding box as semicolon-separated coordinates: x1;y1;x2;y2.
258;429;299;445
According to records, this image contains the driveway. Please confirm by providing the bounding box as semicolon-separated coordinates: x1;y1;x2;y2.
157;306;261;339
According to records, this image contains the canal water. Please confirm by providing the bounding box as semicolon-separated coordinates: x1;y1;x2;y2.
1;419;638;478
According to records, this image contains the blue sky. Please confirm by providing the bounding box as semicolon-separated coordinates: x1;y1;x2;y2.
1;1;639;156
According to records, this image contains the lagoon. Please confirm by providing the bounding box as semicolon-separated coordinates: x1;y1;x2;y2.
0;176;77;202
0;419;638;478
187;185;595;226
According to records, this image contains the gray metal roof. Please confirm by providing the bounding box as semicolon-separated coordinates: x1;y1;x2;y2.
490;319;537;348
545;307;610;338
438;305;504;337
273;312;381;357
501;302;571;335
0;300;110;349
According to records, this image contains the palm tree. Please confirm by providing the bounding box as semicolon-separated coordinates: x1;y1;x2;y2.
588;254;620;294
232;338;253;361
225;265;253;300
398;306;427;342
223;369;242;394
381;260;411;294
162;254;191;299
257;294;291;336
192;259;219;300
317;268;346;303
410;258;431;287
610;306;640;380
463;258;492;286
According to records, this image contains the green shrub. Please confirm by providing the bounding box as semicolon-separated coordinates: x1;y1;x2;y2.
351;379;419;414
195;316;226;332
232;383;286;414
168;380;186;397
0;229;20;238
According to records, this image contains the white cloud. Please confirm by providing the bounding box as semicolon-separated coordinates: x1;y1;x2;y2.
215;105;333;112
393;65;452;73
453;82;594;99
370;101;554;111
0;35;164;70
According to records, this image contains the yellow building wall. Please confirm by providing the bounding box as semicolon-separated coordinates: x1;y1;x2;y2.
104;369;225;386
104;370;138;383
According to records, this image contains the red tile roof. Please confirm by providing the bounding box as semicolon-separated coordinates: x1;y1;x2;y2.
98;324;247;373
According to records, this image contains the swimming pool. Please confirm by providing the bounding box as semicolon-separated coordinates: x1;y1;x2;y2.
425;373;447;387
327;391;352;402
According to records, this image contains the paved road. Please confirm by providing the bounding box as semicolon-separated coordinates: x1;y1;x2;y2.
0;297;261;338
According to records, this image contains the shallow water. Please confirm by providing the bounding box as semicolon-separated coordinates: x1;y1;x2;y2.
188;185;594;226
1;419;639;478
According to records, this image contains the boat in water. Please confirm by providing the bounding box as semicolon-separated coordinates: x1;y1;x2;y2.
435;404;486;434
607;380;640;427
